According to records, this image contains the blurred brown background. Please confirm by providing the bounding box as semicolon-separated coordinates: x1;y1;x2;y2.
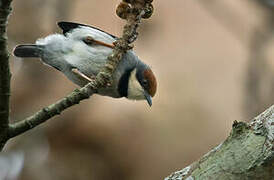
3;0;273;180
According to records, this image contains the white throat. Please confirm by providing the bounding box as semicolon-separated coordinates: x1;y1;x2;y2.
127;69;145;100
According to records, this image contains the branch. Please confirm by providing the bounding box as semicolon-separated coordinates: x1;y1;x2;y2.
7;1;154;139
165;105;274;180
0;0;12;150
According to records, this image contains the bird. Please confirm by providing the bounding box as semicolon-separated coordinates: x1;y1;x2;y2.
13;21;157;106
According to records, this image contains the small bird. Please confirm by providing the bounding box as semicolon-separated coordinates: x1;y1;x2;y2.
13;22;157;106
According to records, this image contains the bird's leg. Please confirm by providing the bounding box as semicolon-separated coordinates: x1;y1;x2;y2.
84;36;115;49
71;68;93;82
94;39;115;49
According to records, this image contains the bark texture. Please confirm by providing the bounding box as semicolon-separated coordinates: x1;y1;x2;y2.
165;105;274;180
0;0;12;150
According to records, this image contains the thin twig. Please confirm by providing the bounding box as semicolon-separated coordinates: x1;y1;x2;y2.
7;1;152;139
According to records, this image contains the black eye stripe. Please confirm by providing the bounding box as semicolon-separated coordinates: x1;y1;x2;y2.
118;68;135;97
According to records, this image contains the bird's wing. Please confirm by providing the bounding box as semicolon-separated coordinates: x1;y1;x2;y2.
57;21;118;39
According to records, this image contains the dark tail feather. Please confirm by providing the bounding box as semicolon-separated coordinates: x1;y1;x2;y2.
13;44;43;58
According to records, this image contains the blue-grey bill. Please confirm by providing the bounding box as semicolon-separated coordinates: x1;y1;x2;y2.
144;91;152;107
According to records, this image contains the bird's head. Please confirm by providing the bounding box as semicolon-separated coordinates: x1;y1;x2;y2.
126;63;157;106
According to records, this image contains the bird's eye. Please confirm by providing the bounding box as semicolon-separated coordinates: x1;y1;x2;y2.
143;79;149;87
83;36;94;45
